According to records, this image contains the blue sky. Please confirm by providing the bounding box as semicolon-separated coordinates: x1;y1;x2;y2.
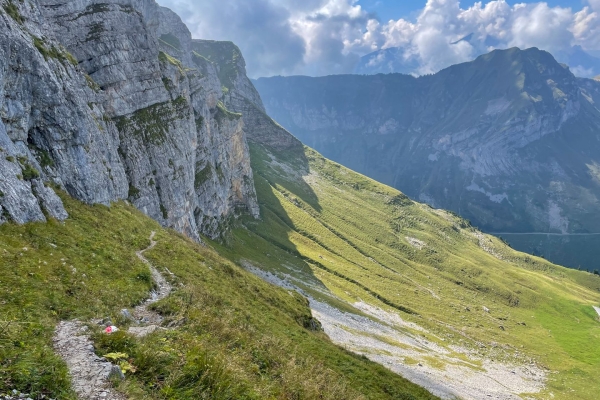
358;0;423;20
360;0;587;20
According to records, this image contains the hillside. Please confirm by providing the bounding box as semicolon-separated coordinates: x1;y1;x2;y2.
0;193;438;399
254;47;600;270
3;138;599;400
214;140;600;400
2;1;600;400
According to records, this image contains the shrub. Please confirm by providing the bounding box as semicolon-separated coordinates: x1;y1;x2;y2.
21;163;40;181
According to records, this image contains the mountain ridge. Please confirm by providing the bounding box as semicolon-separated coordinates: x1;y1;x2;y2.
254;47;600;269
355;42;600;78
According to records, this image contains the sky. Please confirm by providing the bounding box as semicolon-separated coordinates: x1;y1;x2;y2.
156;0;600;78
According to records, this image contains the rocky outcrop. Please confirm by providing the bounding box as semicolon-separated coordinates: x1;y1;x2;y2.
254;48;600;269
0;0;260;239
187;39;303;151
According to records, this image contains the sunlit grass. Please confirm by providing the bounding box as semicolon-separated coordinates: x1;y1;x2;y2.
0;194;437;399
217;143;600;400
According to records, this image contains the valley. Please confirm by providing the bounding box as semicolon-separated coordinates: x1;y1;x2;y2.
1;0;600;399
254;48;600;271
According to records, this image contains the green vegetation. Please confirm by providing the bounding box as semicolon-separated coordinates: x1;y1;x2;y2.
32;37;78;66
85;74;100;92
216;101;242;123
194;164;212;189
0;194;437;399
3;0;23;24
191;41;241;89
128;184;140;199
162;77;174;92
15;156;40;181
31;147;54;169
159;33;181;51
114;98;189;145
158;51;184;74
21;163;40;181
213;143;600;400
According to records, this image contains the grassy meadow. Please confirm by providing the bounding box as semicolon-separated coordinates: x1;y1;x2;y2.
0;194;437;399
214;143;600;400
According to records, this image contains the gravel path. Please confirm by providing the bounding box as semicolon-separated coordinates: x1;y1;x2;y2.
53;232;172;399
129;232;172;335
594;306;600;318
53;321;126;400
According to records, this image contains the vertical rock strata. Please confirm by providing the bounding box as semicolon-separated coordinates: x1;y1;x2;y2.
0;0;261;239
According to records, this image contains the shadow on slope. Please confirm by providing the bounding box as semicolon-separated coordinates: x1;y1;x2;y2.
0;194;438;400
217;139;600;400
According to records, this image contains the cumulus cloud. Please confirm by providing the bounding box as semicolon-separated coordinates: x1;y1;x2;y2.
380;0;600;75
157;0;600;77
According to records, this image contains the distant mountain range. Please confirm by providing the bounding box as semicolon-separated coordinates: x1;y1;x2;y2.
355;40;600;79
255;47;600;270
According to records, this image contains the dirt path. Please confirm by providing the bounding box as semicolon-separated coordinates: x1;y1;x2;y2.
129;231;172;332
53;321;126;400
53;232;172;399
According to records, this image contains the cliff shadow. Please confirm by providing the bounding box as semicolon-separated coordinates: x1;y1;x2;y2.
220;143;333;298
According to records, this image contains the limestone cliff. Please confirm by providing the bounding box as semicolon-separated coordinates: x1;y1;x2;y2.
185;39;302;151
0;0;261;239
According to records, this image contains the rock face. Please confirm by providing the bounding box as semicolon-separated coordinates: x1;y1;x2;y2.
255;48;600;269
0;0;265;239
188;40;303;151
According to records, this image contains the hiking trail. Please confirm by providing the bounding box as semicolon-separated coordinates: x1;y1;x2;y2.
53;232;172;399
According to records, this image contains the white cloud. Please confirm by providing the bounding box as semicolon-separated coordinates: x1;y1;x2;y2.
588;0;600;11
380;0;600;76
157;0;600;77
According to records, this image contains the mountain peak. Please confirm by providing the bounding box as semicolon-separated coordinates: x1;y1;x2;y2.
355;45;600;77
435;47;575;97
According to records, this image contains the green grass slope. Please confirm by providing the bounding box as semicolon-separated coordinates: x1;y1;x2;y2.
215;143;600;400
0;194;437;399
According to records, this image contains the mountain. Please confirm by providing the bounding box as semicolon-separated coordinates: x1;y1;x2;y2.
254;47;600;270
2;2;600;400
0;1;434;398
216;134;600;400
355;44;600;78
0;0;269;240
